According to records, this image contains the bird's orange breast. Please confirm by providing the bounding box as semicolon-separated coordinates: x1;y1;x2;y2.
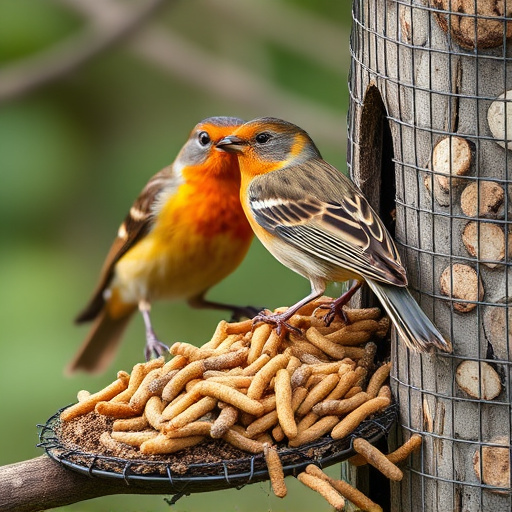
179;178;252;241
110;175;253;307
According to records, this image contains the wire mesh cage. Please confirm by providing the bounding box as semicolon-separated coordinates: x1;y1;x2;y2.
348;0;512;510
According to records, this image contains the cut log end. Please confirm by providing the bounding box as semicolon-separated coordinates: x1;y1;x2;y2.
462;221;505;268
460;181;505;219
432;0;512;49
455;360;502;400
433;136;473;189
488;90;512;150
473;436;511;493
439;263;484;313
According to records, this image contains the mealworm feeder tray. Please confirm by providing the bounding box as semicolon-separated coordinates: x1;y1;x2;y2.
38;403;397;495
39;302;396;499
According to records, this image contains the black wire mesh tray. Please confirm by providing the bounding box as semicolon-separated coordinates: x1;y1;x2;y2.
38;402;397;495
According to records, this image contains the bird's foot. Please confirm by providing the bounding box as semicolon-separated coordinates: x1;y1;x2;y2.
315;282;363;326
144;330;169;361
252;310;302;336
314;300;349;326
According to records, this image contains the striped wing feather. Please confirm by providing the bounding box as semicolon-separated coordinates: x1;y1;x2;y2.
248;159;407;286
75;166;180;322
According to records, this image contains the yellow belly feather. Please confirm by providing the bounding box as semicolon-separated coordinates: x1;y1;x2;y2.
111;180;252;306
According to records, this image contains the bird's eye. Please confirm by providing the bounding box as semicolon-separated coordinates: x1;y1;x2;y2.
198;131;211;146
255;132;271;144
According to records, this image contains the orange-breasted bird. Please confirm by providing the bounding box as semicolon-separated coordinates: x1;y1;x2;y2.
68;116;256;374
217;117;452;353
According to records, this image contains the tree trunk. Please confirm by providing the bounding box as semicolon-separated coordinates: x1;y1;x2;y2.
348;1;512;510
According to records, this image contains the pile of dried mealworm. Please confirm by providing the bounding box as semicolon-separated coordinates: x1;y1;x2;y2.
60;299;421;510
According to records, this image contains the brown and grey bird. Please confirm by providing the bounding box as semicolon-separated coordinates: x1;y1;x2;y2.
216;117;452;353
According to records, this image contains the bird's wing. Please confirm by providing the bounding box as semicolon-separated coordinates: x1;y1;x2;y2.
76;165;182;322
247;159;407;286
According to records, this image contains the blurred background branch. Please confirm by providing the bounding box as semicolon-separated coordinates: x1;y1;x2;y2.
0;0;346;145
209;0;347;74
0;0;168;102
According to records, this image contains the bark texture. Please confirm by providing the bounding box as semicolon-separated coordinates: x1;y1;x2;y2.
348;1;512;510
0;455;177;512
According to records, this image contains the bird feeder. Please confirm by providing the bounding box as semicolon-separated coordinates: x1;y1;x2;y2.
348;1;512;510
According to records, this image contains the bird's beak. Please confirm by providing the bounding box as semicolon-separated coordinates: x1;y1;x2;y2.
216;135;245;153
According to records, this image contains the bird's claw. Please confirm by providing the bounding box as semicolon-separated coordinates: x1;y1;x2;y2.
144;331;169;361
315;282;362;326
252;311;302;336
314;301;349;327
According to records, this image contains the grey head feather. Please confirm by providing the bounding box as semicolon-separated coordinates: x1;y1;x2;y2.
179;116;245;167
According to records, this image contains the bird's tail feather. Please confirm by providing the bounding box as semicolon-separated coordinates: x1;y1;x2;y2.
66;307;135;374
367;280;452;353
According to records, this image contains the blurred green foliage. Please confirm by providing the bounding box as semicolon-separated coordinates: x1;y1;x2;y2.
0;0;351;510
0;0;81;62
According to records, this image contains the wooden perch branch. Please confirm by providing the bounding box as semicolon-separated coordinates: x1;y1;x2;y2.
0;455;174;512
